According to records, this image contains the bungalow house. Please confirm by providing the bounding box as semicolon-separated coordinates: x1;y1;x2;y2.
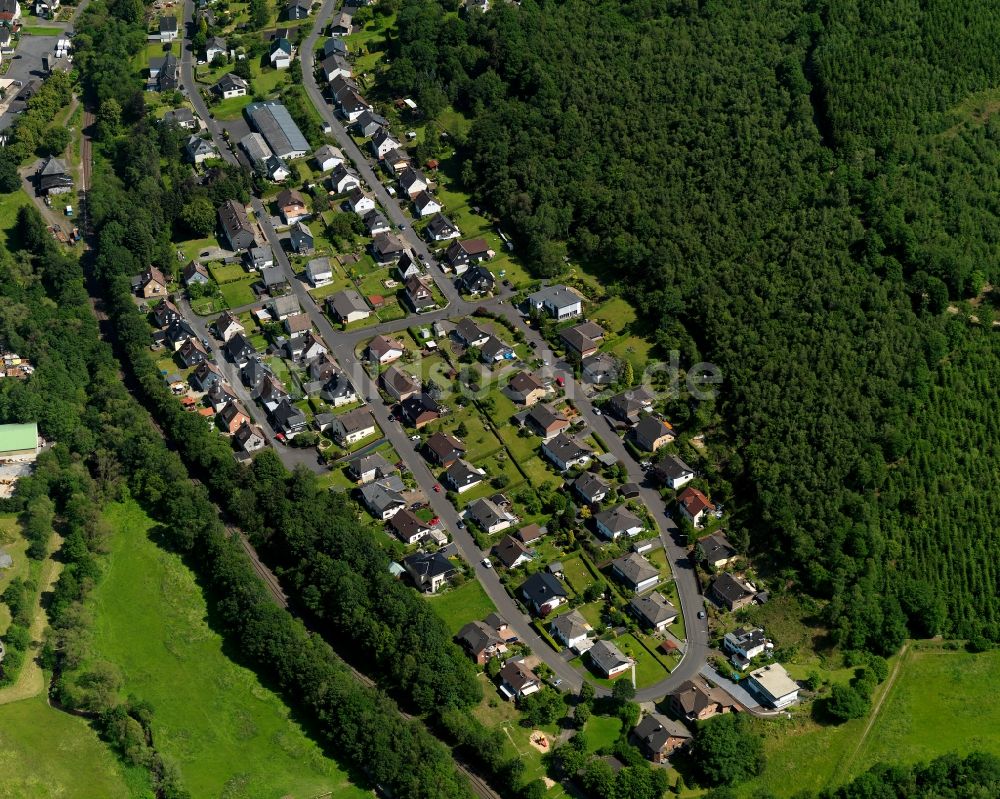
186;135;218;164
403;551;455;593
353;110;389;138
359;476;406;520
516;523;545;545
582;352;621;385
426;213;460;241
182;260;211;286
669;680;735;722
444;459;487;494
404;275;435;311
177;338;209;368
541;433;592;471
573;471;610;505
364;209;391;235
413;191;442;218
313;144;344;172
234;421;267;452
205;36;227;62
455;265;496;296
269;157;291;184
445;238;490;272
381;364;420;401
480;336;514;364
697;531;739;569
629;591;678;631
505;371;548;406
589;639;630;678
304;257;333;287
467;497;516;535
133;267;167;299
289;221;314;253
724;627;767;661
560;321;605;359
456;618;511;665
277;189;309;225
678;486;715;527
400;393;442;428
398;167;428;198
286;0;309;18
746;664;799;709
632;714;692;763
454;318;490;348
268;294;300;321
520;572;567;616
245;245;274;271
550;609;593;652
347;187;375;214
152;300;181;328
652;454;695;490
214;72;249;99
492;534;531;569
217;401;250;435
191;361;224;392
329;10;353;35
371;232;406;264
525;404;570;440
329;165;360;194
348;452;396;484
498;659;541;700
330;407;377;445
424;432;466;467
612;553;660;593
388;509;432;545
370;128;400;159
595;505;644;540
269;37;293;69
632;415;675;452
218;200;256;251
225;333;257;367
526;285;583;320
366;334;405;364
708;572;757;611
328;289;371;324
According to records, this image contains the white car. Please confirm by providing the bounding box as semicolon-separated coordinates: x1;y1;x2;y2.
409;435;420;441
481;558;492;569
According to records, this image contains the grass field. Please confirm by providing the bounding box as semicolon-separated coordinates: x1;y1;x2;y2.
87;501;367;799
0;191;32;251
19;25;62;35
208;261;247;283
427;578;497;635
0;515;27;630
561;555;596;595
584;714;622;752
220;277;257;307
0;694;137;799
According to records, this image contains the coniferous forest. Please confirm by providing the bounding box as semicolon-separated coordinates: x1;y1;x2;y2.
384;0;1000;651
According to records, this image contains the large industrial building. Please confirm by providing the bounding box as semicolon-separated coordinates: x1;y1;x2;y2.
243;101;309;160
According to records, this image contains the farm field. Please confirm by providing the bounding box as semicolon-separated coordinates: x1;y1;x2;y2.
86;501;367;799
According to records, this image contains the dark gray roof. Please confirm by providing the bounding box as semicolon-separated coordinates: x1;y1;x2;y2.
629;591;677;626
520;571;567;607
245;101;309;159
589;639;629;674
595;505;643;535
613;553;658;587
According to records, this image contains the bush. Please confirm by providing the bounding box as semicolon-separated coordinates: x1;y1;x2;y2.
825;683;870;722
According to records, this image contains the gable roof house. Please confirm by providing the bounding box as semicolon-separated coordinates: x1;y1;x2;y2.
215;72;249;99
632;714;692;763
498;659;541;700
381;146;412;174
313;143;344;172
286;0;309;19
158;14;178;40
424;432;466;467
268;294;301;323
492;534;531;569
652;454;695;490
283;312;312;338
454;318;490;348
205;35;227;62
359;476;407;520
505;371;548;406
395;250;422;280
347;187;375;215
37;156;73;195
348;452;397;484
467;497;516;535
208;383;240;415
413;191;442;218
404;275;435;312
403;551;455;593
300;256;332;287
156;53;179;91
185;135;218;164
426;212;460;241
516;523;545;545
582;352;621;385
234;421;267;452
277;188;309;225
697;531;739;570
217;401;250;435
456;265;496;296
336;88;370;123
526;285;583;320
182;260;211;286
445;238;490;272
612;552;660;593
218;200;256;251
678;486;715;527
444;459;487;494
381;364;420;401
595;505;644;540
541;433;592;471
400;393;442;428
724;626;768;662
331;407;377;446
480;336;514;364
353;109;390;139
398;167;428;198
550;609;593;653
632;415;675;453
322;36;348;57
164;319;196;351
670;680;736;722
589;639;630;678
329;10;353;35
709;572;757;611
560;321;605;359
456;619;509;665
134;266;167;299
191;361;224;392
364;209;391;235
366;334;405;364
328;289;371;323
520;572;567;616
151;299;181;328
177;338;209;368
573;471;610;505
371;231;406;264
225;333;257;367
388;508;432;545
269;37;293;68
370;127;400;159
290;221;314;253
162;107;198;129
525;404;570;441
629;591;678;631
746;664;799;709
319;370;358;406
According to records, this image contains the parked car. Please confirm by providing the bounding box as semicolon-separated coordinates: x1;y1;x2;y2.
481;558;492;568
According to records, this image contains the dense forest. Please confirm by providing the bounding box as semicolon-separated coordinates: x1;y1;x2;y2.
384;0;1000;649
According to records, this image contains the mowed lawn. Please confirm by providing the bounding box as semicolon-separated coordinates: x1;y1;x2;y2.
89;502;367;799
427;579;497;635
0;191;33;251
0;693;134;799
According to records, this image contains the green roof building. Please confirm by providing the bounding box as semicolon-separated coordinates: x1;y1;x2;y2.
0;423;38;458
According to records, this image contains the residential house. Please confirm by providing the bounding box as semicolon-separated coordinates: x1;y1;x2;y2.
156;53;179;91
381;364;420;401
207;383;239;413
589;639;630;678
746;664;799;709
541;433;592;471
277;188;308;225
426;212;460;241
498;659;540;700
697;531;739;570
348;452;396;484
516;523;545;545
669;680;736;722
678;486;715;527
177;338;209;368
158;15;178;41
456;618;511;665
308;351;339;382
162;108;198;130
268;156;295;182
388;509;432;545
550;609;593;652
331;407;377;446
133;267;167;299
582;352;620;385
724;627;767;663
360;478;406;520
612;553;660;593
366;334;405;364
354;110;390;139
326;290;369;325
455;265;496;296
381;147;412;174
336;89;369;122
191;361;224;392
254;374;290;408
573;471;610;505
398;167;428;198
283;312;312;337
413;191;442;218
290;222;314;254
520;572;567;616
526;285;583;320
347;187;375;214
607;387;654;425
454;318;490;348
708;572;757;611
445;238;490;272
164;320;196;351
321;37;348;58
629;591;678;631
404;275;435;311
224;333;257;367
403;551;455;593
371;231;406;264
424;432;466;467
444;459;486;494
399;393;441;428
492;534;531;569
370;128;400;159
234;421;267;452
363;209;391;235
505;371;548;406
467;497;516;535
182;260;211;286
652;454;695;490
36;156;73;195
480;336;514;364
185;135;218;164
525;404;570;440
329;10;352;35
240;357;273;393
217;401;250;435
262;267;290;296
632;415;675;452
595;505;645;540
205;36;227;62
270;398;308;439
319;371;359;407
396;251;422;280
214;72;249;99
286;0;309;19
301;257;332;288
313;143;344;172
632;714;692;763
218;200;256;251
151;300;181;328
269;37;293;69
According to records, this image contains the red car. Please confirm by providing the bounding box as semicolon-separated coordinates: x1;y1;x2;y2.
556;376;565;387
430;517;440;526
433;484;442;493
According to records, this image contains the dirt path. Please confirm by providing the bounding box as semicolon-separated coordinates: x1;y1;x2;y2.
839;641;911;775
0;533;64;706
